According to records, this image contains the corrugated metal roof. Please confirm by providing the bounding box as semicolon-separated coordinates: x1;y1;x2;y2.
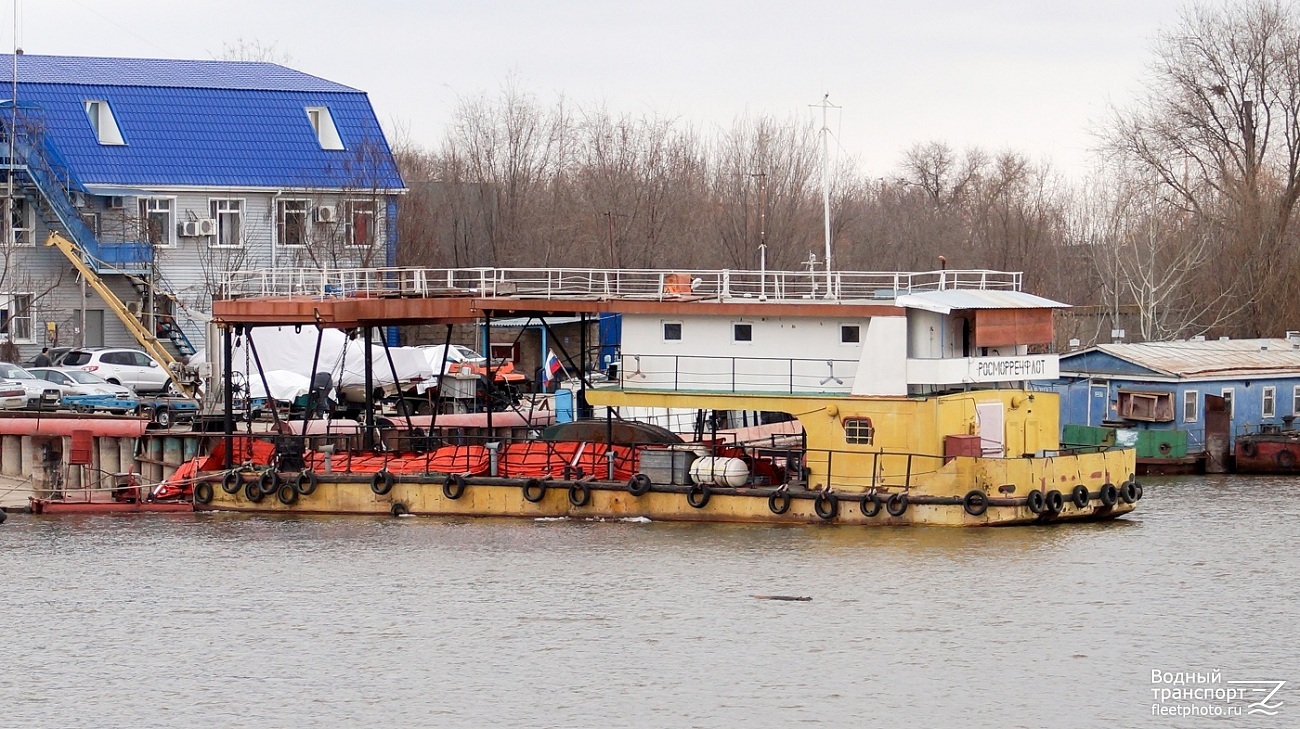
895;289;1068;314
1076;339;1300;378
5;54;356;92
4;54;402;190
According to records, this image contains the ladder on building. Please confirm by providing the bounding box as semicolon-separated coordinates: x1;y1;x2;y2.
44;232;196;398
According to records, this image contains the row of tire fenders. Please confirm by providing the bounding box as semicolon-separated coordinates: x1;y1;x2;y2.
193;469;1143;521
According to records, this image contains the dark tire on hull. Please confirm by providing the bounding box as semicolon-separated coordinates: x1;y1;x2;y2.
886;492;908;517
1099;483;1118;507
276;483;298;505
860;493;882;517
221;472;241;495
522;478;546;503
296;470;318;496
568;482;591;507
962;490;988;516
1071;485;1090;509
813;491;838;520
1120;481;1138;504
1045;490;1064;515
244;479;264;503
193;481;214;505
768;490;791;515
372;470;395;496
390;502;409;517
687;484;711;509
1026;489;1045;514
627;473;652;496
442;473;466;500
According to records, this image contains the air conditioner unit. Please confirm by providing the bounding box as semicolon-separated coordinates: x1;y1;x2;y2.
195;218;218;236
106;195;125;209
314;205;338;223
179;221;199;237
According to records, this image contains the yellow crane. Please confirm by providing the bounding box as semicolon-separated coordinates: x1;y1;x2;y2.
44;232;196;398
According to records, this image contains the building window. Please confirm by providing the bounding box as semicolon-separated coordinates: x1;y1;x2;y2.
1263;386;1276;419
733;323;753;343
1294;385;1300;416
840;324;860;344
1183;390;1198;423
346;200;376;247
139;198;174;247
663;322;682;341
277;199;309;248
1222;388;1234;419
84;100;126;145
843;417;874;444
305;106;345;150
1117;390;1175;422
4;197;35;246
209;199;243;248
0;293;33;343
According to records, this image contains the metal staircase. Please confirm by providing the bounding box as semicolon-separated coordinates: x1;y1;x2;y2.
3;107;197;389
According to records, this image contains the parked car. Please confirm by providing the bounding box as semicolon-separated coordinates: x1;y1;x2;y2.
0;379;26;410
28;367;138;414
59;348;173;393
0;362;65;409
23;346;74;368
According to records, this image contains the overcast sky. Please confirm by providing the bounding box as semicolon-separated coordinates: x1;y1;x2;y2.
4;0;1190;177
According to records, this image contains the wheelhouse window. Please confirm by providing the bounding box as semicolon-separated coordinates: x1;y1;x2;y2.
346;200;376;247
209;199;243;248
843;417;874;445
277;199;309;248
0;293;34;343
1183;390;1198;423
733;323;753;343
1263;386;1276;419
139;198;174;247
840;324;860;344
663;322;682;341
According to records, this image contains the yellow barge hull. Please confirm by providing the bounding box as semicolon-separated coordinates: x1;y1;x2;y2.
196;449;1139;526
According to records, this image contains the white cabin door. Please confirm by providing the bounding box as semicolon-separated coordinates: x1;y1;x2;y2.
975;402;1005;457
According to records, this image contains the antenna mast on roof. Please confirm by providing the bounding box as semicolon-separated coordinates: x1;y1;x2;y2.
810;94;838;299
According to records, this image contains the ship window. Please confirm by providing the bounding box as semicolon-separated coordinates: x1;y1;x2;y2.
733;323;752;343
1183;390;1198;423
843;417;874;444
1263;386;1276;419
663;322;681;341
1117;390;1174;422
840;324;860;344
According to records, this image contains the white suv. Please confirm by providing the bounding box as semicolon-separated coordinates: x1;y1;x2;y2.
60;348;173;393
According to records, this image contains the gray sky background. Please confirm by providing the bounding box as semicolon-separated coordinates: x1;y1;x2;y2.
4;0;1190;177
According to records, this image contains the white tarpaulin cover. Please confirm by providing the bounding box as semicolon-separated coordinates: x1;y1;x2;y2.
192;327;433;398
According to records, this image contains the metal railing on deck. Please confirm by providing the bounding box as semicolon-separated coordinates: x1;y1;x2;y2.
218;266;1023;302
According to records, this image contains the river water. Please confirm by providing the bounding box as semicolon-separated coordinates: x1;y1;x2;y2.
1;475;1296;728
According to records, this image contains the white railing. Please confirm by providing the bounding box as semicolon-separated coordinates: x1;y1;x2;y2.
217;266;1023;302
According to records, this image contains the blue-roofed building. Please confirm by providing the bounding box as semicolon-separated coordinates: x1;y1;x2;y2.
0;53;404;361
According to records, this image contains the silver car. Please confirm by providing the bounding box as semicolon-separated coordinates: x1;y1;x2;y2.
0;362;64;409
29;367;138;413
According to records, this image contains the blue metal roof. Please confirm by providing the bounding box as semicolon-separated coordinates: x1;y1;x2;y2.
3;54;403;190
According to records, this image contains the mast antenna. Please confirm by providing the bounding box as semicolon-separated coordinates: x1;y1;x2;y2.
810;93;838;298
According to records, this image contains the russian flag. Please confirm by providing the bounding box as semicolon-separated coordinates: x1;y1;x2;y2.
542;349;565;383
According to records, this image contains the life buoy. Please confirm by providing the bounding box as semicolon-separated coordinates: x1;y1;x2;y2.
962;490;988;516
441;473;466;499
1120;481;1138;504
296;470;318;496
1045;490;1064;515
768;490;791;515
627;473;653;497
259;470;278;496
886;492;908;517
390;502;408;517
244;479;264;503
1278;450;1297;469
1240;440;1259;458
568;482;591;507
371;470;395;496
814;491;838;520
277;482;298;505
860;493;882;517
523;478;546;503
194;481;214;505
1071;484;1090;509
1099;483;1118;507
1025;489;1046;514
221;471;241;494
687;484;711;509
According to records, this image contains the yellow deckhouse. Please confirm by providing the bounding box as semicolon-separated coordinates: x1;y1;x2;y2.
195;267;1139;526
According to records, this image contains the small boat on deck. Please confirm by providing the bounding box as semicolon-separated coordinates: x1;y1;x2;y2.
186;265;1142;526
